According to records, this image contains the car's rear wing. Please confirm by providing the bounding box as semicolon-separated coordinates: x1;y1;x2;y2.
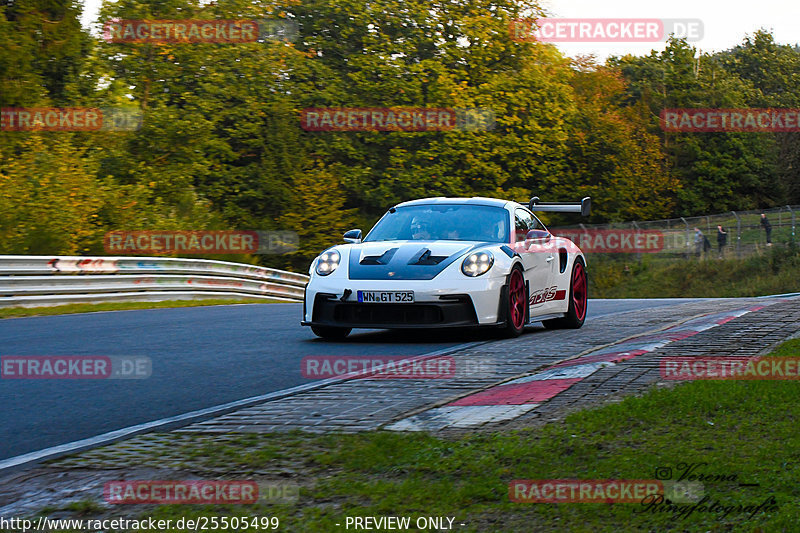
519;196;591;217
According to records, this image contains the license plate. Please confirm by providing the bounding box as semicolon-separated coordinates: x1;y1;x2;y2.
357;290;414;303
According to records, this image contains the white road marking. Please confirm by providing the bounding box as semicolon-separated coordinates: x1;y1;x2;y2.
386;404;539;431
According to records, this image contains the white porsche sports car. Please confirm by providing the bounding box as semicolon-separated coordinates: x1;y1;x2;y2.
302;196;590;339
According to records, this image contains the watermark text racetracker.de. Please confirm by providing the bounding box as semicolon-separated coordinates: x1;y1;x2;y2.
510;473;777;520
302;356;457;380
104;230;299;255
302;356;496;380
1;107;142;131
510;18;703;43
661;356;800;380
661;108;800;132
104;480;298;504
510;479;665;503
102;19;298;43
550;229;664;253
1;356;151;379
300;107;496;132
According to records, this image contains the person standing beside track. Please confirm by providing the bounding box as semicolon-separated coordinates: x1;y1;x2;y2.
717;225;728;257
694;228;704;258
761;213;772;246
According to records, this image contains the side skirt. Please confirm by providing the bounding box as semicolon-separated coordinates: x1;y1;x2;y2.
529;312;566;323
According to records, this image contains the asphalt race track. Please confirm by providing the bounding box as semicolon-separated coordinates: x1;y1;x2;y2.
0;298;712;460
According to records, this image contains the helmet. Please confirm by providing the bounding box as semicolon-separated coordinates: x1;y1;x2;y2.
410;216;432;239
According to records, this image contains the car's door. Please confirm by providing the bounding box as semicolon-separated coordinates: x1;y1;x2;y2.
513;208;555;312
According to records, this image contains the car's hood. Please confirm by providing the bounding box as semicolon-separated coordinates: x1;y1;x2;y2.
347;240;493;280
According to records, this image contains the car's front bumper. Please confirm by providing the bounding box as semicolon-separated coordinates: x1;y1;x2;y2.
302;277;507;329
303;293;488;329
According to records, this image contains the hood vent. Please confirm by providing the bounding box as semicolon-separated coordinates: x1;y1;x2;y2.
408;248;448;265
348;243;470;280
360;248;398;265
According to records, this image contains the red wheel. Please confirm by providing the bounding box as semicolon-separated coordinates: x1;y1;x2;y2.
543;258;588;329
509;268;526;330
499;265;527;337
571;260;587;322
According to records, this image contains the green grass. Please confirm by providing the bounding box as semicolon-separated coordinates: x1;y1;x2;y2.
26;340;800;532
62;500;107;516
0;298;289;319
589;244;800;298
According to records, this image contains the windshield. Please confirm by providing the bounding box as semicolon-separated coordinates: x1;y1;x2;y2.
364;204;510;243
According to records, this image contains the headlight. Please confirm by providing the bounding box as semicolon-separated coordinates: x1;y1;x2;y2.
315;250;341;276
461;250;494;277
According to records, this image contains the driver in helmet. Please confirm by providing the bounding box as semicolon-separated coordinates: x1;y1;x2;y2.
410;216;432;240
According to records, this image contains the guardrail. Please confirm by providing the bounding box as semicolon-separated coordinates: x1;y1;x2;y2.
0;256;308;307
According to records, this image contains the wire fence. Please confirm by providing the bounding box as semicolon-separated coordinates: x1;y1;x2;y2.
552;205;799;260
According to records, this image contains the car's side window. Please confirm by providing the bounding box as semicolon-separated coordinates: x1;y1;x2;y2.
514;208;548;244
514;209;535;242
530;212;546;232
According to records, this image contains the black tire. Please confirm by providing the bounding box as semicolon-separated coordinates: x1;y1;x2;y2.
498;264;527;338
311;325;352;340
542;258;587;330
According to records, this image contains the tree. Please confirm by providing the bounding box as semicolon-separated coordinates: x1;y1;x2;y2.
276;163;357;270
611;38;779;215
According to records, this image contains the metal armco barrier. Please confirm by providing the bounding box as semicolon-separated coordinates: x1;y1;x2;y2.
0;256;308;307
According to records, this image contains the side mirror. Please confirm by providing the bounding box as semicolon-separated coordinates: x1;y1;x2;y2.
343;229;362;244
526;229;551;245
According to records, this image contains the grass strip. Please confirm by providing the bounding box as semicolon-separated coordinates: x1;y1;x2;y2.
0;299;288;319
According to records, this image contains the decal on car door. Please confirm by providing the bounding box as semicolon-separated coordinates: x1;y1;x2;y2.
529;286;567;305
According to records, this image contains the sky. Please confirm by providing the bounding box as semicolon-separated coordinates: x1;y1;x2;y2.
80;0;800;60
537;0;800;59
